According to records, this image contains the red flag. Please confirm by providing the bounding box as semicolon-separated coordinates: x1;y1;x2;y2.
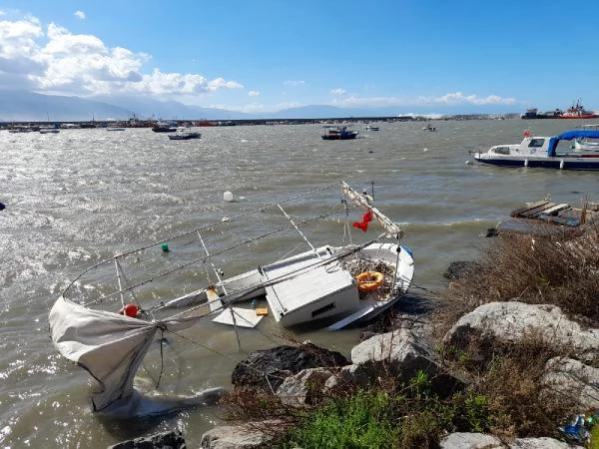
353;210;373;232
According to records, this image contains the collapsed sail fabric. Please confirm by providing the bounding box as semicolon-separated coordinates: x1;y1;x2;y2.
49;297;202;412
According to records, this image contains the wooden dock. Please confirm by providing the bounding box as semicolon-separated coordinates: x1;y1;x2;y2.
494;198;599;237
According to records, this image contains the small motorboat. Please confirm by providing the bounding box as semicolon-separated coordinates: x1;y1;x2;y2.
473;129;599;170
168;127;201;140
365;124;379;131
322;125;358;140
423;123;436;132
152;121;178;133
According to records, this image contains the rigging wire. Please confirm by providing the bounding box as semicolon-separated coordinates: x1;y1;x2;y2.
62;182;342;296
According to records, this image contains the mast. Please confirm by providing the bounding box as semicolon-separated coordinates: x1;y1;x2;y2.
340;181;404;240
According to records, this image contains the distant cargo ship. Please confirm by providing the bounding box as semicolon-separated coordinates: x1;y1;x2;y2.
522;99;598;120
559;99;598;119
520;108;562;119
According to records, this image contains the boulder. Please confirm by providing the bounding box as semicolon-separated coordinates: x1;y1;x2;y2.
348;328;465;396
444;301;599;356
108;430;186;449
443;261;482;281
275;367;335;406
510;437;583;448
439;433;583;449
543;357;599;410
200;423;276;449
439;432;503;448
231;343;348;392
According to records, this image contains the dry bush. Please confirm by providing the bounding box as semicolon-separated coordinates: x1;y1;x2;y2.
218;389;299;439
442;331;580;439
447;229;599;326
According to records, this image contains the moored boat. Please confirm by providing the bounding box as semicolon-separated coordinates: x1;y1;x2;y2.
559;99;598;119
152;121;178;133
321;125;359;140
472;129;599;170
167;127;201;140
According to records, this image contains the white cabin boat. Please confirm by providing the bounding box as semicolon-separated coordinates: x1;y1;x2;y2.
473;129;599;170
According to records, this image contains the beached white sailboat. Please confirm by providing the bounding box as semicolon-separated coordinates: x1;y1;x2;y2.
48;181;414;412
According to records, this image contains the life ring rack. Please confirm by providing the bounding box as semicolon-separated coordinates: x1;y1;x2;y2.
355;271;384;293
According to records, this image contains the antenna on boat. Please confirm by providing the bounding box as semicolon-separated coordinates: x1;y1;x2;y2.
196;229;242;351
276;204;320;258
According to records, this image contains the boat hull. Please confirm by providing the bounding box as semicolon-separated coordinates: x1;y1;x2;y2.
168;134;201;140
474;156;599;170
321;134;358;140
559;115;598;119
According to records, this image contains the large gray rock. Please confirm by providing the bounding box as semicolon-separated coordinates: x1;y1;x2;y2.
200;423;275;449
108;430;186;449
543;357;599;410
439;432;503;448
510;437;583;448
231;343;348;392
276;367;335;406
444;301;599;356
348;328;464;396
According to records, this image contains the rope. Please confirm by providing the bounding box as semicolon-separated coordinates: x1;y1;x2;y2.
155;327;165;389
164;327;297;389
82;211;341;306
62;182;342;296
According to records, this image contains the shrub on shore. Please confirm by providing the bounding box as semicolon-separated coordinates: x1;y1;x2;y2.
445;229;599;325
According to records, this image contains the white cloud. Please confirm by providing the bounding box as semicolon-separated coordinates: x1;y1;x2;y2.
74;10;86;20
330;88;346;95
330;92;518;108
418;92;518;106
248;90;260;97
283;80;305;86
0;13;243;97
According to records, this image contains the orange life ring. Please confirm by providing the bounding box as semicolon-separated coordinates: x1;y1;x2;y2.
356;271;384;292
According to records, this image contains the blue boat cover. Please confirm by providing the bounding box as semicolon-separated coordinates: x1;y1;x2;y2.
547;130;599;156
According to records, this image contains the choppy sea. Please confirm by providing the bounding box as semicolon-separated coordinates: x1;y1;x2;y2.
1;119;598;447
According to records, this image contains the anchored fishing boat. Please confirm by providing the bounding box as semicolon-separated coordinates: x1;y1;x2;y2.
321;125;359;140
168;127;201;140
472;129;599;170
48;181;414;413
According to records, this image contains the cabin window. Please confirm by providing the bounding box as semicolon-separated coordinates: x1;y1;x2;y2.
311;302;336;318
528;139;545;148
494;146;510;155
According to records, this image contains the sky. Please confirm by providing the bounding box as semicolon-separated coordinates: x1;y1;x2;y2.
0;0;598;115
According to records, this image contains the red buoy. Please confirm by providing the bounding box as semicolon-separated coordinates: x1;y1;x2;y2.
120;304;140;318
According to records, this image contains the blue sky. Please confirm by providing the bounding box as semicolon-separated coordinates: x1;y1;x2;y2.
1;0;598;114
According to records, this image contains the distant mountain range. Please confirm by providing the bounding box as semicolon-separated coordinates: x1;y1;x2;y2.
0;90;517;121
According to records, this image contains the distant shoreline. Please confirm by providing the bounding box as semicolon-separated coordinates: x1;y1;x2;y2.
0;114;519;129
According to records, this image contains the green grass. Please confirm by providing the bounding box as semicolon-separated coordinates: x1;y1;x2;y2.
274;390;400;449
271;372;496;449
